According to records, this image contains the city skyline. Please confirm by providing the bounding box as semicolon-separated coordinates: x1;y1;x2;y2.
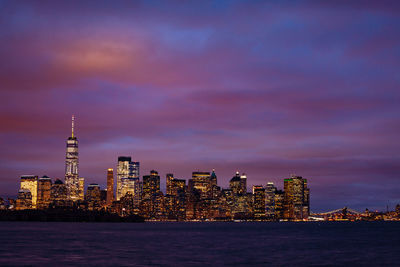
0;114;396;214
8;116;312;221
1;1;400;212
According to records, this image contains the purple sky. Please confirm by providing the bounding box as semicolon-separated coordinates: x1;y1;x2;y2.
1;1;400;212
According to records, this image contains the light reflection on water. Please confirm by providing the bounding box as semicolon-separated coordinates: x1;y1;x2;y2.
0;221;399;266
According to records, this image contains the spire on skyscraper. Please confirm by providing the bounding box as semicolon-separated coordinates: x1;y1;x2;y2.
71;115;75;138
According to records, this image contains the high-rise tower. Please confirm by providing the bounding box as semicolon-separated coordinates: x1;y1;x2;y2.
65;115;80;201
116;156;140;201
106;168;114;206
283;175;310;220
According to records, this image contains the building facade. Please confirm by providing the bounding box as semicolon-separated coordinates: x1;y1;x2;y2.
253;185;265;218
37;176;52;209
265;182;277;218
106;168;114;206
65;115;80;201
283;175;310;220
86;183;101;210
20;175;38;209
190;172;212;200
116;156;140;200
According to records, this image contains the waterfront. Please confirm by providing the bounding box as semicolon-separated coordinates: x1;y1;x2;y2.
0;222;399;266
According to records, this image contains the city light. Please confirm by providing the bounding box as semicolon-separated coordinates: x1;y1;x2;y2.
2;117;398;222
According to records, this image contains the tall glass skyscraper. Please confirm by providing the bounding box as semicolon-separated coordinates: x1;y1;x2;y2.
116;156;140;200
65;115;80;201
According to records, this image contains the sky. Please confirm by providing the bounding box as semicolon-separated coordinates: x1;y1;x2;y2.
0;1;400;212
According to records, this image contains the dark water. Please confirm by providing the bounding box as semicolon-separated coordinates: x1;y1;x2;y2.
0;222;399;266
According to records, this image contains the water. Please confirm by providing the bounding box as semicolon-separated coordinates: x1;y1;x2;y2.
0;221;399;266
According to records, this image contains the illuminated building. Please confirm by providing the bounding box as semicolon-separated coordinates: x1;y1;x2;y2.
106;168;114;206
100;189;107;207
210;169;217;188
210;169;220;199
166;173;174;195
86;183;101;210
228;171;252;217
164;194;175;219
252;185;265;218
189;172;211;200
153;191;165;219
37;176;52;209
173;178;186;220
133;179;142;207
172;179;185;196
229;172;251;218
116;156;140;201
165;174;186;220
122;177;142;207
229;171;247;195
16;190;32;210
142;170;160;200
131;161;140;178
240;173;247;194
117;156;130;200
20;175;38;209
165;173;176;219
65;115;80;201
120;192;136;216
120;178;136;199
231;194;251;217
283;175;310;220
185;188;201;220
265;182;277;218
274;190;284;220
186;171;213;219
79;177;85;200
141;170;162;219
50;179;67;204
220;189;234;218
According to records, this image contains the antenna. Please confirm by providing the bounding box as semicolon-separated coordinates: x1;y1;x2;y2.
72;115;75;138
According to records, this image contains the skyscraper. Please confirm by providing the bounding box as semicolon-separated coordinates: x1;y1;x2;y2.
79;177;85;200
166;173;174;196
106;168;114;206
120;178;136;199
16;190;32;210
252;185;265;218
229;171;246;195
85;183;101;210
20;175;38;209
210;169;220;199
283;175;310;220
131;161;140;178
142;170;160;200
240;173;247;194
141;170;161;218
65;115;80;201
37;176;52;209
265;182;277;218
189;172;211;200
116;156;140;200
50;179;67;206
274;190;284;220
117;156;130;200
